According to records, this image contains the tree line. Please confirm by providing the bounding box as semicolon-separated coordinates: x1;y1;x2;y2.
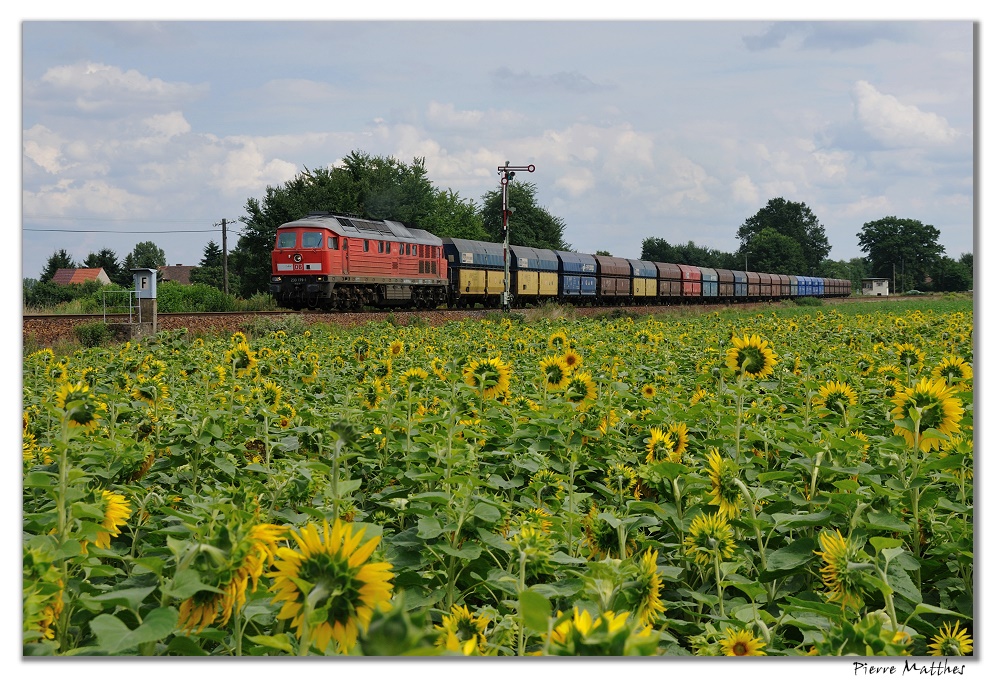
29;150;972;303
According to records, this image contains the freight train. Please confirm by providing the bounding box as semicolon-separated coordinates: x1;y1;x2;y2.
269;212;850;311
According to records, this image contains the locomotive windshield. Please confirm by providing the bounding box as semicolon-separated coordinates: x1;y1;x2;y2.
301;232;323;248
277;232;296;248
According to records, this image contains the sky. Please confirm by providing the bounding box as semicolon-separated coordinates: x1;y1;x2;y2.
18;10;977;282
5;5;997;678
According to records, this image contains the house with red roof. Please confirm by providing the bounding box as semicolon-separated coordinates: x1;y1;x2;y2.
50;268;112;286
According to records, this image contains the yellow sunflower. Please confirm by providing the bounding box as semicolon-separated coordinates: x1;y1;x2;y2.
719;627;767;656
269;519;394;654
54;381;103;432
814;380;858;415
178;523;287;634
547;330;568;351
632;548;666;626
891;376;965;451
561;349;583;374
894;342;926;371
684;512;737;567
927;621;973;656
931;355;973;387
539;355;571;391
645;427;677;464
224;339;258;377
388;340;404;357
435;604;490;655
94;490;132;549
666;422;690;459
463;357;512;400
706;448;743;520
725;334;778;379
564;371;597;410
399;367;429;394
689;388;709;406
815;529;866;610
640;384;656;400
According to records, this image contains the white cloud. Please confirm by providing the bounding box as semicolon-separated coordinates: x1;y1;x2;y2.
23;124;66;174
852;80;959;148
730;174;759;205
23;179;149;219
37;62;206;112
143;111;191;138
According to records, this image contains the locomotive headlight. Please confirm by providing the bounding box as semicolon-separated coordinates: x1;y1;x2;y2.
293;253;302;263
271;276;282;282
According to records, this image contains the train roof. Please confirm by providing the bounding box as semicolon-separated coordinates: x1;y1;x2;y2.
279;213;443;245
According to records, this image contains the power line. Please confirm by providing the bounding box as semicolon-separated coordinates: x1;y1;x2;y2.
24;228;222;234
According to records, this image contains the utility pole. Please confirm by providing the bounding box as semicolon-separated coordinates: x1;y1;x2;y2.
498;161;535;312
215;218;236;296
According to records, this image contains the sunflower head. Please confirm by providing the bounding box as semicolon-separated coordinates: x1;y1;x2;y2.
54;381;104;432
706;448;743;520
269;519;394;654
539;355;571;391
719;627;767;656
463;357;512;400
564;371;597;410
725;334;778;379
894;342;926;370
683;512;737;566
931;355;973;387
645;426;677;464
928;621;973;656
435;604;490;655
815;529;866;610
814;380;858;415
891;376;965;451
561;349;583;373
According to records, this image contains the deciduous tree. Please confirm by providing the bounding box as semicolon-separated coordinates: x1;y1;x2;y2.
738;198;831;274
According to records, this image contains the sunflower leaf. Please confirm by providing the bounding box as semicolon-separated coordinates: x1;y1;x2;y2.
519;589;552;633
90;607;178;654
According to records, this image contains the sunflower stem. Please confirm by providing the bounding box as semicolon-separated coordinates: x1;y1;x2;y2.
517;549;527;657
735;479;766;574
713;549;725;618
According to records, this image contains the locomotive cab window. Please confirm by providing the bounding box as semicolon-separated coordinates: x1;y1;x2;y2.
363;240;369;252
301;232;322;248
277;232;297;248
328;237;338;250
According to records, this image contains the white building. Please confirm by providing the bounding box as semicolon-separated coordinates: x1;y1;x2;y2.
861;278;890;296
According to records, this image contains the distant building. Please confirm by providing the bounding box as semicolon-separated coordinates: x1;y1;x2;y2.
50;267;112;286
158;264;196;285
861;277;890;296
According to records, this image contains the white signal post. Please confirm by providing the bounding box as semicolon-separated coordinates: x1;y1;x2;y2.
498;162;535;311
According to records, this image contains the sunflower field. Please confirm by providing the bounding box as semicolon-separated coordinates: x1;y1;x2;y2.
22;298;974;657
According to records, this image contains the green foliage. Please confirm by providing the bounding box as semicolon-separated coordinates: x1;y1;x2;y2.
640;237;740;269
744;227;807;274
738;197;831;274
480;179;570;251
857;216;945;292
122;241;167;273
82;248;126;286
240;314;308;338
154;282;239;313
39;248;77;281
73;322;113;348
794;296;824;307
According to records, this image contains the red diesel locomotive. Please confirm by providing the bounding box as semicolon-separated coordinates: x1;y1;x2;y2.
269;213;448;311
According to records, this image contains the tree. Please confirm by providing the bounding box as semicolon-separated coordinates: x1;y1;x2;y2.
959;252;973;283
479;180;570;251
190;240;241;292
933;257;972;292
40;249;76;281
856;217;945;293
744;227;807;275
122;241;167;274
83;248;125;286
640;237;740;269
232;150;485;296
818;257;870;294
595;249;613;256
737;198;831;274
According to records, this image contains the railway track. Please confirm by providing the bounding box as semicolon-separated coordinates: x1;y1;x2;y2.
23;296;906;349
